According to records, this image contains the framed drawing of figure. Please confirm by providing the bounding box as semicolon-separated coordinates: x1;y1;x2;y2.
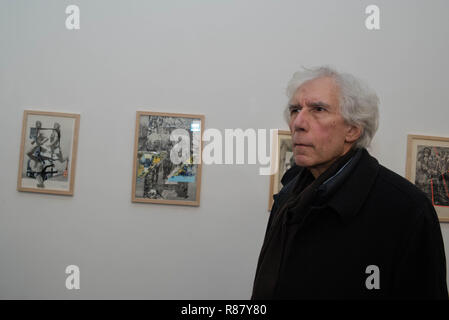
17;110;80;195
268;130;294;210
132;111;204;206
406;134;449;222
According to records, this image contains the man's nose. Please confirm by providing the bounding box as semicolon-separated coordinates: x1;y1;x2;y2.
291;109;308;132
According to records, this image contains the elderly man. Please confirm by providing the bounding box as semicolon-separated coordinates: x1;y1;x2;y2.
252;66;448;299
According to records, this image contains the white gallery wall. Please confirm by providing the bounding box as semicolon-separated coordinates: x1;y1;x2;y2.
0;0;448;299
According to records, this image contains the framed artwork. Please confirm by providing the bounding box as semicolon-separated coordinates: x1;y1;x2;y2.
17;110;80;195
406;134;449;222
268;130;294;210
132;111;204;206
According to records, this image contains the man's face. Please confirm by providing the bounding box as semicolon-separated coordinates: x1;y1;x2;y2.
288;76;359;177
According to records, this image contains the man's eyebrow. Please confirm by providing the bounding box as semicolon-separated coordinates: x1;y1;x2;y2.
307;101;330;107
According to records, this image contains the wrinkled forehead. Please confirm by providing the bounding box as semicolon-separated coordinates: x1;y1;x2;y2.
292;76;340;105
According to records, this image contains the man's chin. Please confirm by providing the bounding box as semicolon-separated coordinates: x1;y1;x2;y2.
294;155;312;168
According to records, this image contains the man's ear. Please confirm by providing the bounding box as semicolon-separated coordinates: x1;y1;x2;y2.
345;125;362;143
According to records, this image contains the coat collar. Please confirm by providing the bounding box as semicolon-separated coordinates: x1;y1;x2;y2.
325;148;380;222
279;149;380;223
281;164;302;187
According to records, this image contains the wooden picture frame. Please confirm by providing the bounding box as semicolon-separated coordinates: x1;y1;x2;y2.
17;110;80;196
268;130;293;211
406;134;449;222
132;111;204;206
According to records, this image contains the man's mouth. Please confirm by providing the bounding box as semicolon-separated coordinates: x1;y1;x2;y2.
294;143;312;147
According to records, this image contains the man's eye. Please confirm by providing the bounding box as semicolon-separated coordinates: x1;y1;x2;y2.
289;105;301;114
314;106;325;112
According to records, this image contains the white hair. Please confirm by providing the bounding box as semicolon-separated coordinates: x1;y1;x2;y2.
284;66;380;149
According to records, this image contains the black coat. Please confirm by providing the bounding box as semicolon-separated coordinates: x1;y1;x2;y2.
252;149;448;299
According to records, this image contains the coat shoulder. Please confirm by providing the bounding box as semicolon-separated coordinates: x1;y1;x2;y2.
375;165;436;220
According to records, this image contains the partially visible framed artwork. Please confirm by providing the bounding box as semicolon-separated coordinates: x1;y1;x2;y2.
132;111;204;206
406;134;449;222
17;110;80;195
268;130;294;210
